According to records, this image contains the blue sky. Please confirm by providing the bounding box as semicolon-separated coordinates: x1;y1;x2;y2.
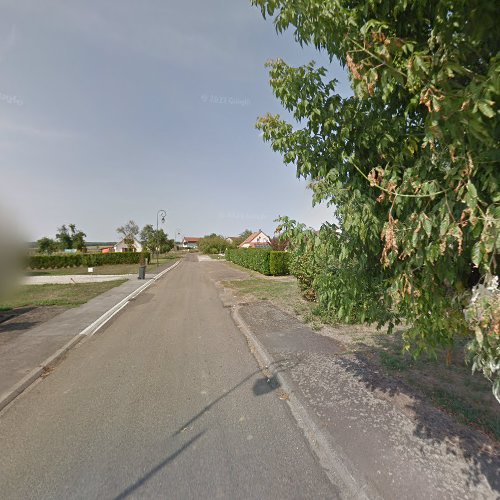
0;1;351;241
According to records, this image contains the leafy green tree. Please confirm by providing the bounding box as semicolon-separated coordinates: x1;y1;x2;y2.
37;237;58;255
163;238;175;254
253;0;500;398
69;224;87;252
140;224;174;254
240;229;253;239
140;224;155;252
56;225;72;250
198;234;230;254
55;224;86;251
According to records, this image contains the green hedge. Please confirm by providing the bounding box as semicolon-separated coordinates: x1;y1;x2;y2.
269;251;290;276
28;252;151;269
225;248;289;276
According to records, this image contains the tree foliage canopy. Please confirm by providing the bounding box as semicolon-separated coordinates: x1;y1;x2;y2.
37;237;59;255
140;224;174;254
253;0;499;399
198;234;231;254
55;224;87;251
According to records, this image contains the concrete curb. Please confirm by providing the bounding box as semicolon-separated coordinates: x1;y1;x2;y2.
231;304;380;500
0;260;181;413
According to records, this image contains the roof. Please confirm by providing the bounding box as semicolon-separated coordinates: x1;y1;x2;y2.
240;231;258;245
239;230;271;248
183;236;201;243
114;237;142;246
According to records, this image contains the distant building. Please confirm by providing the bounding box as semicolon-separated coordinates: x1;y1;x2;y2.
182;236;200;249
239;230;271;248
113;237;143;253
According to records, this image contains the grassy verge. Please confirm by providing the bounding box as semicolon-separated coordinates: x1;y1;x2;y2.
209;254;225;260
0;280;127;309
224;277;323;329
26;255;180;276
224;275;500;440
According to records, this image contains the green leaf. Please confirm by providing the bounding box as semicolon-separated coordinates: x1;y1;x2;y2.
471;241;481;267
439;214;450;237
465;182;478;209
423;218;432;237
477;100;495;118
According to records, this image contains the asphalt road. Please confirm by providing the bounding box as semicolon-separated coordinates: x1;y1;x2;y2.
0;256;336;499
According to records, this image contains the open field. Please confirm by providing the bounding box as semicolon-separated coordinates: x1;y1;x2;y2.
0;280;126;310
224;273;500;440
26;255;181;276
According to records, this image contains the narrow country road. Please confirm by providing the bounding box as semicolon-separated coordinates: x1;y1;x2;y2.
0;256;336;499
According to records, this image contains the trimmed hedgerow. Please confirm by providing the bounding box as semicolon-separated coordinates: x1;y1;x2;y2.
269;251;289;276
28;252;151;269
225;248;271;274
225;248;289;276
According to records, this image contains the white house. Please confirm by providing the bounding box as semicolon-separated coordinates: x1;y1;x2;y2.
239;230;271;248
181;236;201;249
114;237;143;253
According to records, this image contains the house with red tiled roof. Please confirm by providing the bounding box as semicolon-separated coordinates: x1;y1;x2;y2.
238;230;271;249
182;236;201;249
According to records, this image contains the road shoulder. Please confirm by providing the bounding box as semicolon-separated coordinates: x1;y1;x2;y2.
204;259;499;499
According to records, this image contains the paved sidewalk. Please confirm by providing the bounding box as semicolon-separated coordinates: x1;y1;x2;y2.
234;300;499;499
0;262;176;405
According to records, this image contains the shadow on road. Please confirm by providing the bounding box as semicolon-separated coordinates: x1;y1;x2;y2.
113;360;292;499
113;431;206;500
252;374;281;396
174;359;293;437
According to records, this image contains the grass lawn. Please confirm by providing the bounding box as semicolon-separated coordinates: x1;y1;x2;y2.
0;280;126;310
224;274;500;440
26;255;180;276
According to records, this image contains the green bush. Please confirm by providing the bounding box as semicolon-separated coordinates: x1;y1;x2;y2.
269;251;289;276
28;252;151;269
226;248;270;274
225;248;289;276
198;235;230;254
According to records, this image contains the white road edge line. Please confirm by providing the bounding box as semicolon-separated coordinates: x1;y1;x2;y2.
79;259;180;337
87;301;129;337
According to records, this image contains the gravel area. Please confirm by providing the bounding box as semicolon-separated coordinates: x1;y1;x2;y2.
21;275;139;285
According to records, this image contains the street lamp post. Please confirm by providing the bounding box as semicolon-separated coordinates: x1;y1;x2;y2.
175;228;182;250
156;209;166;268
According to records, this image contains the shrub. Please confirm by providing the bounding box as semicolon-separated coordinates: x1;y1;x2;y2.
269;251;289;276
226;248;289;276
198;235;230;254
226;248;271;274
28;252;151;269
